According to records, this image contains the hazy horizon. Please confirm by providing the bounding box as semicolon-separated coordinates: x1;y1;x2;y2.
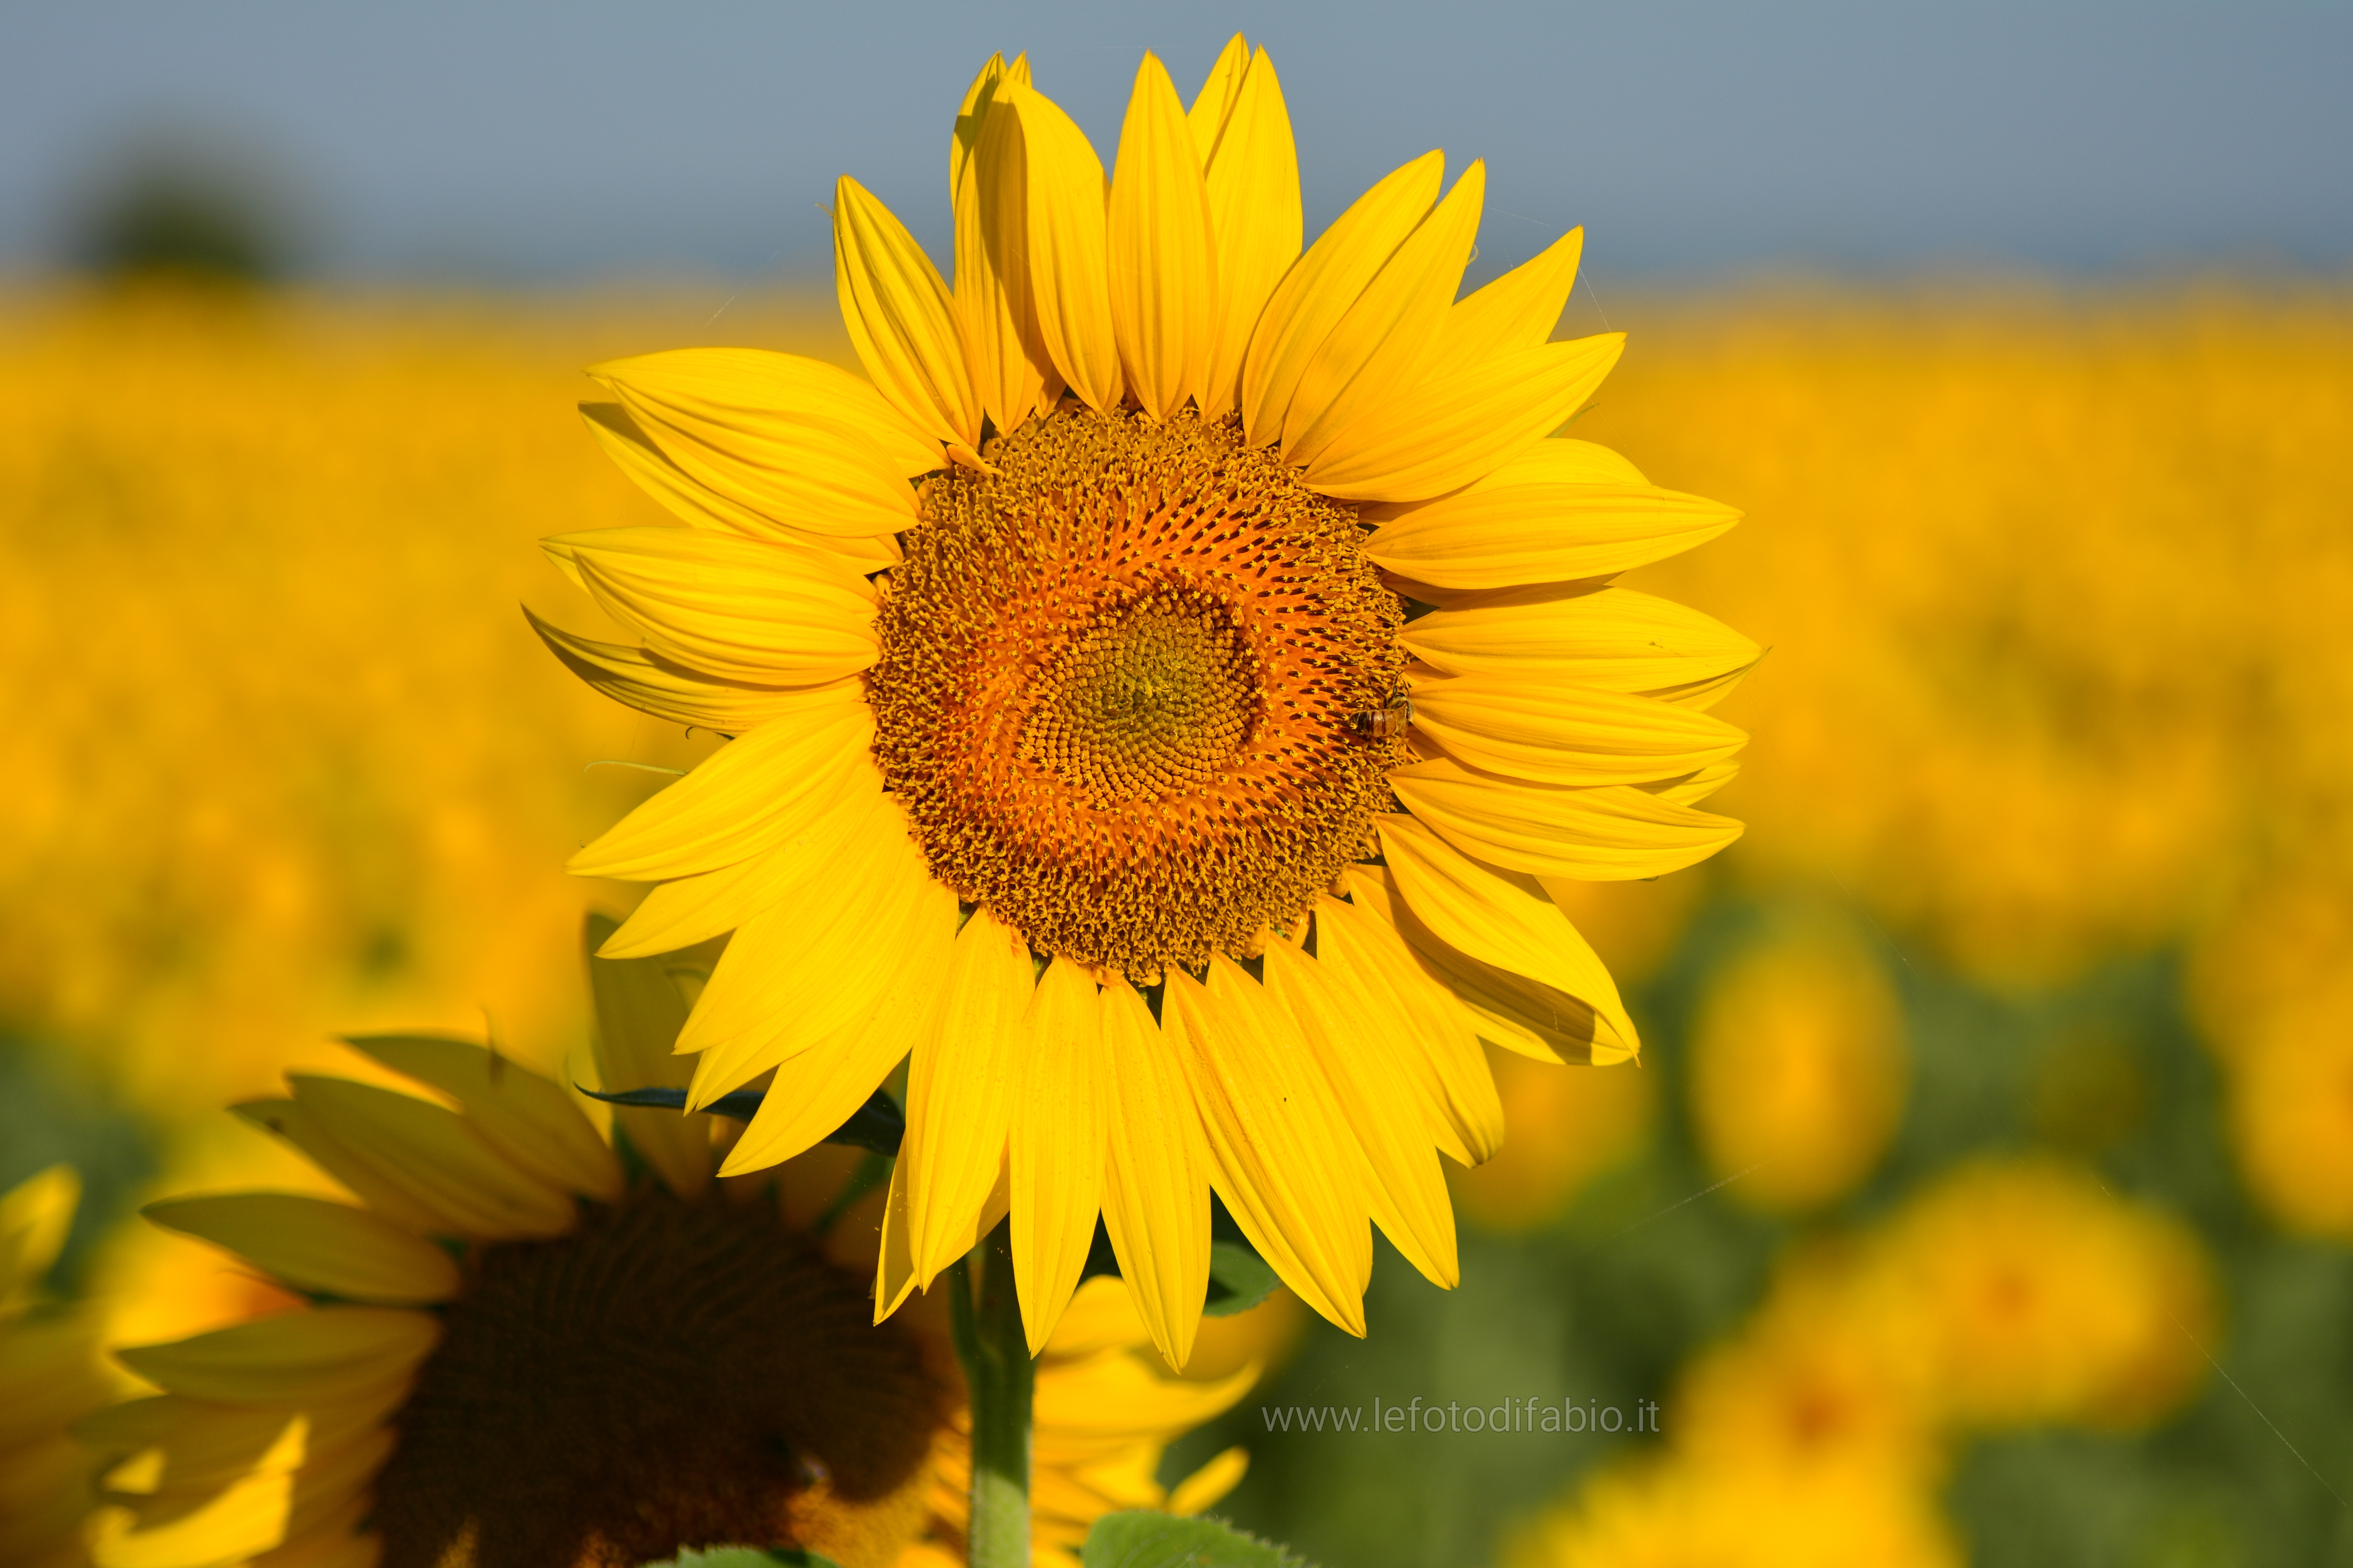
6;2;2350;287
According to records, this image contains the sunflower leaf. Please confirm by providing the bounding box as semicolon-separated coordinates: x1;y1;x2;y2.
1081;1511;1308;1568
1073;1208;1281;1316
1204;1199;1280;1316
1203;1239;1280;1317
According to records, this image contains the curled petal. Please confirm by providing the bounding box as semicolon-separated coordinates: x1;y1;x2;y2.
592;348;934;535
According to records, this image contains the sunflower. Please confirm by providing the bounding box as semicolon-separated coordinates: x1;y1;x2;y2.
80;936;1252;1568
3;1166;109;1568
536;35;1752;1364
1686;912;1906;1213
1867;1157;2213;1431
1508;1457;1961;1568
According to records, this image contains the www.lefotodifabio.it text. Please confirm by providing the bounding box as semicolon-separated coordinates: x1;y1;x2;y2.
1259;1397;1661;1434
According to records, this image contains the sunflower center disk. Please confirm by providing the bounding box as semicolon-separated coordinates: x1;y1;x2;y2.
1021;588;1257;804
870;407;1407;981
371;1191;939;1568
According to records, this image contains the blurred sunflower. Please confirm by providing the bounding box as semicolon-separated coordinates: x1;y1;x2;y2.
1686;913;1906;1213
1507;1457;1960;1568
1670;1242;1942;1488
537;35;1751;1364
1871;1157;2213;1430
81;935;1251;1568
2;1166;108;1568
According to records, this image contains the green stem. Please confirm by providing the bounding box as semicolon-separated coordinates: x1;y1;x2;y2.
948;1219;1033;1568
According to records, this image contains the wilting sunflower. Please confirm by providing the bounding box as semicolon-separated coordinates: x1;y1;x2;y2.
81;937;1251;1568
536;36;1752;1364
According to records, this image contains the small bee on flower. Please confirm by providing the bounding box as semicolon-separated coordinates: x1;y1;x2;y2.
1348;687;1415;742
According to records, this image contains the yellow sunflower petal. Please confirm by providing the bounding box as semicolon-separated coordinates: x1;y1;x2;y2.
525;608;839;735
1349;866;1613;1067
1652;758;1740;806
1261;941;1459;1288
244;1482;383;1568
1005;79;1124;415
1;1165;77;1303
1420;225;1585;380
1374;816;1639;1062
678;791;935;1100
339;1035;623;1203
1390;750;1744;880
9;1444;102;1562
1240;150;1443;447
872;1149;1010;1326
1185;35;1251;149
598;766;878;958
1283;161;1485;467
1108;54;1217;421
578;401;901;573
141;1194;459;1306
115;1308;436;1407
952;53;1022;241
83;1394;396;1491
719;877;957;1176
1168;961;1369;1335
1311;892;1503;1163
1409;673;1746;786
1403;584;1761;700
835;175;981;451
874;1151;921;1323
283;1077;579;1239
592;347;935;534
905;906;1032;1285
0;1317;102;1452
1190;45;1301;422
1030;1347;1257;1443
1010;956;1109;1353
103;1430;393;1568
542;526;877;687
229;1100;446;1236
88;1419;308;1568
567;693;874;881
1097;979;1211;1371
1167;1446;1252;1517
584;914;713;1198
1303;331;1625;502
1362;437;1740;588
956;54;1060;435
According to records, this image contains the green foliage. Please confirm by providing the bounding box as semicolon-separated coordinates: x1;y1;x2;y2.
1204;1237;1281;1317
69;146;300;281
1082;1510;1307;1568
0;1034;154;1294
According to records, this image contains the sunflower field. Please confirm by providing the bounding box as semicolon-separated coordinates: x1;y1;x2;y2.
5;275;2351;1568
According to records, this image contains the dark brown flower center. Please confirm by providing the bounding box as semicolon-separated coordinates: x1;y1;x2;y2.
372;1188;938;1568
868;405;1406;981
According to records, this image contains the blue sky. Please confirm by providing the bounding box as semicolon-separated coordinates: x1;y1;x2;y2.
4;1;2348;282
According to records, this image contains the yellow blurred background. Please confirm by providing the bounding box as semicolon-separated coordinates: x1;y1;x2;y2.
5;276;2351;1568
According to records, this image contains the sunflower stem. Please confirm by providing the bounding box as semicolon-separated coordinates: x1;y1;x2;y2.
950;1219;1032;1568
